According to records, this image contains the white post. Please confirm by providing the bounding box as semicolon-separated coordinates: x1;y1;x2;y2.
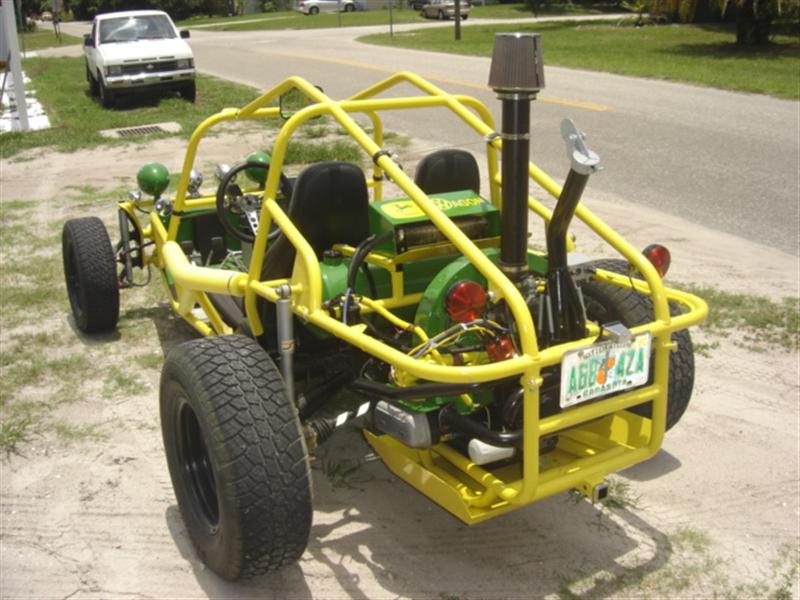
2;0;29;131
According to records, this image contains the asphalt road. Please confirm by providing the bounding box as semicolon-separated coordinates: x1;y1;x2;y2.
58;18;800;255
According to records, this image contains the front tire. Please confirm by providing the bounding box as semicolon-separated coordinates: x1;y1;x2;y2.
160;335;312;580
99;78;116;108
344;2;355;11
62;217;120;334
181;81;196;103
580;259;695;431
309;5;319;14
86;64;99;96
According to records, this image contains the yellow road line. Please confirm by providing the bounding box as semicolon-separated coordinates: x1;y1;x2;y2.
265;49;611;112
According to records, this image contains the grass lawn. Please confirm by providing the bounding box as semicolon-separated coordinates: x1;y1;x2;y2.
470;1;620;18
179;9;422;30
0;57;260;158
18;29;82;51
178;3;624;30
360;20;800;99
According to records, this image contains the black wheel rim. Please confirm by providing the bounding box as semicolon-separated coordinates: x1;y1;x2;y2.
177;400;220;530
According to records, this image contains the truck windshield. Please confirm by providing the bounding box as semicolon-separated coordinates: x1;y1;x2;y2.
99;15;176;43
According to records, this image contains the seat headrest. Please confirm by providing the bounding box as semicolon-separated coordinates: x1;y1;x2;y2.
414;149;480;196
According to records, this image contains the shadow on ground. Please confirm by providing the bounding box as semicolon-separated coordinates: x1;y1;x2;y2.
161;421;676;599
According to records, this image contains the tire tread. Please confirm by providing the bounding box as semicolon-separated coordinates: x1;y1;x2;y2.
62;217;119;333
160;335;312;579
580;259;695;430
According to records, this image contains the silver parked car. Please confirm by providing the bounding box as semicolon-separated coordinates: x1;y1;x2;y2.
420;0;470;19
296;0;357;14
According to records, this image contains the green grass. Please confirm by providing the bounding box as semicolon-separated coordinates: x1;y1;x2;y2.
0;56;261;158
679;284;799;351
360;20;800;99
285;138;362;164
19;30;82;51
601;477;641;511
0;417;31;456
179;3;621;30
181;8;422;31
560;525;800;599
102;366;142;398
470;1;620;18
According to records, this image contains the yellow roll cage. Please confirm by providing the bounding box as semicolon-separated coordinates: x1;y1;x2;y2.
127;72;707;523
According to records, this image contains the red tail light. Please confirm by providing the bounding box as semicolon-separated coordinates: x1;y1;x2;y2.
445;280;487;323
642;244;671;278
487;336;515;362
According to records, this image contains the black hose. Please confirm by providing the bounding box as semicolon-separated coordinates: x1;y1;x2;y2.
347;231;393;292
440;403;522;447
342;231;393;324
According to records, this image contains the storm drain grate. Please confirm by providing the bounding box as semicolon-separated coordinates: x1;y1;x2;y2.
117;125;164;137
100;121;182;139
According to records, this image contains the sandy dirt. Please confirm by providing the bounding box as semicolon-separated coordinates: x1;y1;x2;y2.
1;129;798;599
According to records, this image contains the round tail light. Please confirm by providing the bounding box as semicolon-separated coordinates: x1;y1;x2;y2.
445;280;487;323
642;244;671;278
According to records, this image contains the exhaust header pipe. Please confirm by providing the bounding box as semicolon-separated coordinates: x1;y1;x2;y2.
488;33;545;279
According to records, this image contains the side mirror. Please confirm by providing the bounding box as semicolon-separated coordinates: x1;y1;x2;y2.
279;86;324;120
83;33;94;47
180;30;190;39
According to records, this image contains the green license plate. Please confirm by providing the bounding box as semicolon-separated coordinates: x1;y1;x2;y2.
560;333;652;409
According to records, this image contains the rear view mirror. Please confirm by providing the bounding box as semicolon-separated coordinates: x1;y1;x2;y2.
83;33;93;47
180;30;190;39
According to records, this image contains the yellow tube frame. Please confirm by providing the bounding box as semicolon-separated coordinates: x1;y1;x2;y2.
131;71;707;524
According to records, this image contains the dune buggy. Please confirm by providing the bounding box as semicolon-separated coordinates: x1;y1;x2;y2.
62;33;706;580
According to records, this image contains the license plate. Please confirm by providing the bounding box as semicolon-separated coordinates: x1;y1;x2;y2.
560;333;652;409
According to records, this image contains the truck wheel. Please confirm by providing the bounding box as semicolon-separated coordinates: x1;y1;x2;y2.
344;2;355;10
309;5;319;14
86;64;99;96
99;79;115;108
160;335;312;580
579;259;695;431
181;81;196;103
62;217;120;334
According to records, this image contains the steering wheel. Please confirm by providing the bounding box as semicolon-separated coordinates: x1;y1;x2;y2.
215;160;293;244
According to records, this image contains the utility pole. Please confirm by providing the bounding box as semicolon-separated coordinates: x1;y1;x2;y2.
454;0;461;40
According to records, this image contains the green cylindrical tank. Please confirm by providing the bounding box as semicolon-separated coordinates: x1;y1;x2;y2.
137;163;170;198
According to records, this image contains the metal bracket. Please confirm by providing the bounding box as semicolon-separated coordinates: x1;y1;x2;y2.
599;321;633;343
561;118;601;176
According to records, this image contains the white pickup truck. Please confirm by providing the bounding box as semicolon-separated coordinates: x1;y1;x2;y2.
83;10;195;108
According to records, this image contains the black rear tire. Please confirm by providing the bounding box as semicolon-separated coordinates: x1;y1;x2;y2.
309;5;319;14
344;3;355;11
62;217;120;334
160;335;312;580
579;259;695;431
